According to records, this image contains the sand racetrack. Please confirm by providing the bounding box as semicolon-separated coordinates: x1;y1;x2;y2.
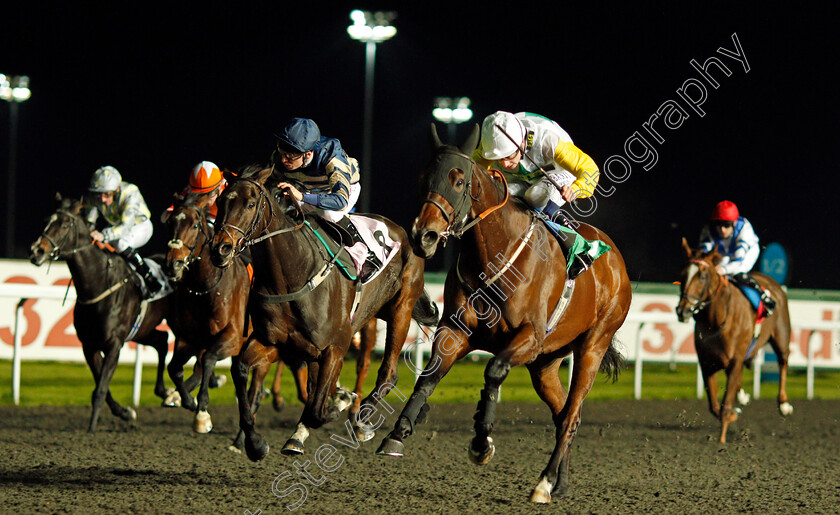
1;398;839;514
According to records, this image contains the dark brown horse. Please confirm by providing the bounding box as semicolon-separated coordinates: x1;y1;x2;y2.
210;165;439;461
676;238;793;443
163;191;308;435
375;125;632;504
29;195;171;431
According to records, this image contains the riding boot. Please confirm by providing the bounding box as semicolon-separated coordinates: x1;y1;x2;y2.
540;202;591;280
121;248;163;298
734;273;776;314
336;216;382;283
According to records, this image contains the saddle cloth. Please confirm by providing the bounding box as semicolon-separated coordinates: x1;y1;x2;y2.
735;283;769;322
345;215;401;282
541;218;611;269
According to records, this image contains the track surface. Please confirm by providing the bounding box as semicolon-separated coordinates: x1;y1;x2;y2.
1;398;839;514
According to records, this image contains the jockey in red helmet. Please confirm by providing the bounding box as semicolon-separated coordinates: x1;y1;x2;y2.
699;200;775;313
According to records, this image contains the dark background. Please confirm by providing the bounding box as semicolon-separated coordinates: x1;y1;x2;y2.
3;2;837;288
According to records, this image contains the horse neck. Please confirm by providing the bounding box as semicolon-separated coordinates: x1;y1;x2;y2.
249;215;316;294
186;237;225;289
462;169;531;271
703;273;733;324
65;244;125;299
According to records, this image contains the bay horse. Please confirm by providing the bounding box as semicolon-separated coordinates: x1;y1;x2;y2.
163;191;308;435
375;124;632;504
210;165;439;462
676;238;793;443
29;194;171;432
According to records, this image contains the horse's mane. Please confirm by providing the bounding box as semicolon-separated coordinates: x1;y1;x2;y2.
235;164;271;180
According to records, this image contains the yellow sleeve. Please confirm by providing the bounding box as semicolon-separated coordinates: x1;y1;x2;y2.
553;140;599;198
472;147;492;170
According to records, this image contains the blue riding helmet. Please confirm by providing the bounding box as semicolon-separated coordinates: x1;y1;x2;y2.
276;118;321;153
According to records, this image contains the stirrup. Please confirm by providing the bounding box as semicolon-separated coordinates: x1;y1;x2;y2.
359;252;382;284
760;291;776;314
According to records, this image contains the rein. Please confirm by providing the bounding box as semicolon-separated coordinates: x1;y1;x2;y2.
167;203;227;296
681;259;731;323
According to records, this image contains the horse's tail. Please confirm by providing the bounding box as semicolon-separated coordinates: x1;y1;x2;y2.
412;288;440;326
599;337;625;384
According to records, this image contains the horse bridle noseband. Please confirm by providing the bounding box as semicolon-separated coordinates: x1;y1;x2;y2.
39;210;92;260
421;148;508;240
216;177;307;256
680;259;730;317
167;203;228;295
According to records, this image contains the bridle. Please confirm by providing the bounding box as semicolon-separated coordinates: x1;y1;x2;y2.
421;148;509;240
679;259;730;317
216;176;305;257
38;209;95;260
167;203;214;271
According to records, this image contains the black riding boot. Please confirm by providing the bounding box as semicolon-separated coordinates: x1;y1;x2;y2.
336;216;382;283
121;248;163;298
734;272;776;314
540;203;591;280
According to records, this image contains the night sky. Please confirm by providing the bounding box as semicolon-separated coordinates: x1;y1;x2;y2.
3;3;838;288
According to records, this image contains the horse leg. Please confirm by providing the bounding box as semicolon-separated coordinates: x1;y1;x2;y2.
698;357;722;419
231;357;272;452
143;329;172;400
527;356;571;497
82;345;134;431
377;325;472;457
470;328;538;466
350;320;377;416
352;306;413;442
271;360;285;411
88;343;127;432
193;347;220;434
283;345;350;456
166;338;198;410
231;339;275;462
719;358;744;444
768;336;793;416
530;331;616;504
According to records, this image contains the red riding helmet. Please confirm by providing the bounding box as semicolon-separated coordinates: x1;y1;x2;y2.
711;200;739;222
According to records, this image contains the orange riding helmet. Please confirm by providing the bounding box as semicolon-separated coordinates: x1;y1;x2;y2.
711;200;739;222
189;161;224;194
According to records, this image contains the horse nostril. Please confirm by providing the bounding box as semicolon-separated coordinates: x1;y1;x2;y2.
420;231;439;248
218;243;232;255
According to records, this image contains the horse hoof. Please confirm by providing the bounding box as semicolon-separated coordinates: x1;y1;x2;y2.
332;388;358;413
281;438;305;456
162;390;181;408
468;437;495;466
210;374;227;388
354;426;375;443
376;437;405;457
227;445;242;454
530;478;553;504
246;438;270;462
123;407;137;422
193;410;213;433
737;389;751;406
779;402;794;416
272;396;286;412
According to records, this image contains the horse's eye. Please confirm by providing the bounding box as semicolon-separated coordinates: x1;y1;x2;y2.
455;179;464;187
247;201;256;209
193;223;200;229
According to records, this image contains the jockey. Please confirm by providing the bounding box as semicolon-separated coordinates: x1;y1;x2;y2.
161;161;227;225
85;166;163;298
474;111;600;279
698;200;776;313
270;117;380;281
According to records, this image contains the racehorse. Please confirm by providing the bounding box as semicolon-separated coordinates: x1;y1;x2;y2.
163;191;308;435
676;238;793;443
29;194;171;432
210;165;439;462
375;124;632;504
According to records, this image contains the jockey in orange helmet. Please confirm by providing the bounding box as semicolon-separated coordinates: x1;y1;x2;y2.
698;200;775;312
162;161;227;224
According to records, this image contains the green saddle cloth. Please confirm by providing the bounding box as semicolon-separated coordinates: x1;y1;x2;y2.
543;219;611;272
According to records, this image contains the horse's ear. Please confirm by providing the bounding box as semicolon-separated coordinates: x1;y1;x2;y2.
257;166;273;184
55;192;63;204
223;169;238;183
430;123;443;149
681;237;693;258
460;123;480;156
710;251;723;266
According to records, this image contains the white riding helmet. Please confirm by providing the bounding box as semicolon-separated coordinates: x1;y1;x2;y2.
481;111;526;160
89;166;122;192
